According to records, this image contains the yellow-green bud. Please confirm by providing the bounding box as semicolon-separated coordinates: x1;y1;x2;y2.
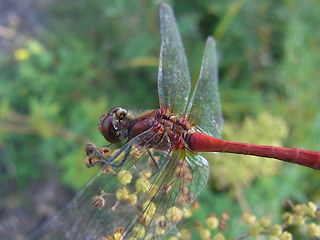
166;207;182;222
282;212;293;225
116;187;129;201
259;216;271;228
102;232;123;240
212;233;226;240
127;194;137;205
248;222;261;237
270;224;282;236
117;170;132;185
293;204;304;216
184;208;192;218
142;201;157;216
199;228;210;240
113;233;123;240
279;231;292;240
292;214;305;225
308;222;319;237
305;202;317;217
268;236;279;240
132;224;146;238
206;214;219;230
243;212;256;224
308;202;317;212
135;178;150;193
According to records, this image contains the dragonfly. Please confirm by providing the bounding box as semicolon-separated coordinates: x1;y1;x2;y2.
29;3;320;240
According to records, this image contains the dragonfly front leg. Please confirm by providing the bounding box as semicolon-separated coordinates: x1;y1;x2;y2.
147;148;160;170
110;145;133;167
85;143;132;168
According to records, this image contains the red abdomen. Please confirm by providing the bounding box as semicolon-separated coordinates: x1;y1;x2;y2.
188;132;320;170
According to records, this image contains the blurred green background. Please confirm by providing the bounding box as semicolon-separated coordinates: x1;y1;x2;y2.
0;0;320;239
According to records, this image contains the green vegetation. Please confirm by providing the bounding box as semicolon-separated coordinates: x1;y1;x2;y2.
1;0;319;239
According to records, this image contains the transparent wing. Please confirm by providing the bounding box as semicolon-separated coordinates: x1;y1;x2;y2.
28;144;149;240
158;3;191;116
121;150;209;240
28;137;209;240
186;37;223;138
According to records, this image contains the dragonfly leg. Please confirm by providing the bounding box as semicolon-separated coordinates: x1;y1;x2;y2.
147;148;160;170
86;143;131;167
110;145;133;167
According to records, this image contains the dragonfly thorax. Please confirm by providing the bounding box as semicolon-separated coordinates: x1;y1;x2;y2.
99;107;133;143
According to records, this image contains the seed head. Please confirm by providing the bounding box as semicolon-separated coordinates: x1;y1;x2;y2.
132;224;146;238
142;201;157;215
116;187;129;201
199;228;210;240
206;214;219;230
280;231;292;240
166;207;182;222
248;222;261;237
127;194;137;205
117;170;132;185
92;195;105;209
212;233;226;240
243;212;256;224
135;178;150;193
270;224;282;236
307;222;319;237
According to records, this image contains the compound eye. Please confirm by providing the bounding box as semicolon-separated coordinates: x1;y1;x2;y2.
98;107;128;143
99;114;121;143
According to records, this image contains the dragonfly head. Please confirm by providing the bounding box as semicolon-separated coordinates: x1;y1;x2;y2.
99;107;131;143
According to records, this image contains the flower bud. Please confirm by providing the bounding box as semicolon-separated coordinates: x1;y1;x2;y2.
270;224;282;236
280;231;292;240
212;233;225;240
248;222;261;237
293;204;304;216
206;214;219;230
259;216;271;228
268;236;279;240
305;202;317;217
127;194;137;205
292;214;304;225
135;178;150;193
116;187;129;201
243;212;256;224
199;228;211;240
166;207;182;222
142;201;157;216
184;208;193;218
308;202;317;212
132;224;146;238
117;170;132;185
282;212;293;225
307;222;319;237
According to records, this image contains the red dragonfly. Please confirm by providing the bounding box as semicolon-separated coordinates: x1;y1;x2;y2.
30;3;320;240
